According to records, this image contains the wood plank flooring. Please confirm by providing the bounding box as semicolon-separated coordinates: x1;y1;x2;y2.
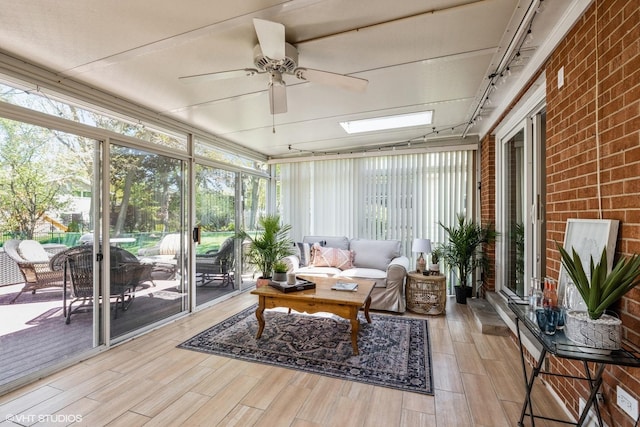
0;291;571;426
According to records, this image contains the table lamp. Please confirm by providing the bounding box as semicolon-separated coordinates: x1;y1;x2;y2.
412;238;431;274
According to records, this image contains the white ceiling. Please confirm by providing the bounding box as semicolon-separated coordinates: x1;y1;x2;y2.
0;0;585;158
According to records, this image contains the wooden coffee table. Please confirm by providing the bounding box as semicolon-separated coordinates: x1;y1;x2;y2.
250;276;375;355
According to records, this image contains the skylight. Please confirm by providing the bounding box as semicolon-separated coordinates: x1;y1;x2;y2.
340;111;433;134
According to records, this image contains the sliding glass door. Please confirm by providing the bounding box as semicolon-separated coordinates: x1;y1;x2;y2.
240;173;268;290
0;119;101;388
109;143;187;340
194;164;237;306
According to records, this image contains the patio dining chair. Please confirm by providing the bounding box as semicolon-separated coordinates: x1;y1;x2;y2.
4;239;66;304
50;246;154;324
195;237;235;287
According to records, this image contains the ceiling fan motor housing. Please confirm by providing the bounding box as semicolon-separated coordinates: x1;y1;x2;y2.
253;43;298;74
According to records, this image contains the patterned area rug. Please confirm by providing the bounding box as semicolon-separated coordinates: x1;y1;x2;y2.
178;305;433;395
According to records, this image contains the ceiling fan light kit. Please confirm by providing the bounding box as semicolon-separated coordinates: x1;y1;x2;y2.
268;72;287;115
179;18;368;115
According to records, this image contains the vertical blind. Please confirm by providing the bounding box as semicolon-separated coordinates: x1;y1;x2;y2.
278;150;476;265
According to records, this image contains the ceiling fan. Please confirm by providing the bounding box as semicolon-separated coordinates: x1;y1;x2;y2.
179;18;368;114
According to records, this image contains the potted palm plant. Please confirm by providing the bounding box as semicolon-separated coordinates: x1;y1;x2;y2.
558;244;640;352
437;213;498;304
239;214;293;286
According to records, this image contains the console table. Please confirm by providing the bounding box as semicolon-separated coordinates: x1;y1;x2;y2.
405;272;446;315
509;301;640;426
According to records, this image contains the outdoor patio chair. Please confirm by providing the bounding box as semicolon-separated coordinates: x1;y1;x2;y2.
138;233;181;260
4;239;66;304
50;246;154;324
195;237;235;287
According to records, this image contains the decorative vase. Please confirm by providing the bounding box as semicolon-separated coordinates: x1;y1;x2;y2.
564;310;621;354
416;253;426;274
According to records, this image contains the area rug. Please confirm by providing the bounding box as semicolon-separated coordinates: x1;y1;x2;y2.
178;305;433;395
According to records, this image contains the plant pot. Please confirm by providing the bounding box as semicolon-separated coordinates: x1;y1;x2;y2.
564;310;622;354
454;285;467;304
429;264;440;275
272;272;287;282
256;277;271;288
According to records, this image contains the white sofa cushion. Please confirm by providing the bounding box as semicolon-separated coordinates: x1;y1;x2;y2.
349;238;401;271
295;266;341;276
339;268;387;288
17;240;50;263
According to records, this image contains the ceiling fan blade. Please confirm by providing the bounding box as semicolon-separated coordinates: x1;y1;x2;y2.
179;68;261;84
253;18;285;60
294;68;368;92
268;72;287;114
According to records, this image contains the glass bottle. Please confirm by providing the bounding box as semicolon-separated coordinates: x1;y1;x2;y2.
529;278;543;310
543;277;558;308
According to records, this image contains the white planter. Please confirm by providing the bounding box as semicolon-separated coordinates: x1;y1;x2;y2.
564;310;621;354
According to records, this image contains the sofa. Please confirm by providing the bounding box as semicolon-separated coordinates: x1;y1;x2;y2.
283;236;409;313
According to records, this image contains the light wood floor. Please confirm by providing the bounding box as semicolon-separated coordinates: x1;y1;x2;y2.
0;291;570;426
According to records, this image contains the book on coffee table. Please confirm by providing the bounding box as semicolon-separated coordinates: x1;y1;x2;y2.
331;281;358;291
268;279;316;293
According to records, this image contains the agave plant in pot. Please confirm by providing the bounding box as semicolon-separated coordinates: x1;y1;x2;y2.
558;244;640;353
239;214;293;287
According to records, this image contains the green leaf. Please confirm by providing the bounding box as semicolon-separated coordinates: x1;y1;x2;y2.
558;242;640;320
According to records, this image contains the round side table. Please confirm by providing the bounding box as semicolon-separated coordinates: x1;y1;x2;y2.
405;272;446;315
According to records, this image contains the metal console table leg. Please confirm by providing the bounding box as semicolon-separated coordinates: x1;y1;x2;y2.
515;317;607;426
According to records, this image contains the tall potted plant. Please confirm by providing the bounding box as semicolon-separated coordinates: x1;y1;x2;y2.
558;245;640;352
239;214;293;286
437;213;498;304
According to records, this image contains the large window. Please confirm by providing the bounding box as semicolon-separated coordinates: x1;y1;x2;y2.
0;74;269;392
278;150;475;292
0;82;187;151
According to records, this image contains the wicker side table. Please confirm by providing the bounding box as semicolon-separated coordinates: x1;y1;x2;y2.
405;272;446;315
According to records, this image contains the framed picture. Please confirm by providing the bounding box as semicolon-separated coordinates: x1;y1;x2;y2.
557;219;619;306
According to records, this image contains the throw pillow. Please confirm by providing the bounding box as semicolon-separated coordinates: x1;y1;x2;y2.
295;240;326;266
295;242;313;267
312;245;354;270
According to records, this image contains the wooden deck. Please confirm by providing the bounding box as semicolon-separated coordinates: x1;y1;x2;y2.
0;281;235;389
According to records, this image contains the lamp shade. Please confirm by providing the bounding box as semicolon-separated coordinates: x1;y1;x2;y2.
412;238;432;254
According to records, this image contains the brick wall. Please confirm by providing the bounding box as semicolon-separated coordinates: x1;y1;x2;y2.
480;134;496;293
545;3;640;424
481;1;640;425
